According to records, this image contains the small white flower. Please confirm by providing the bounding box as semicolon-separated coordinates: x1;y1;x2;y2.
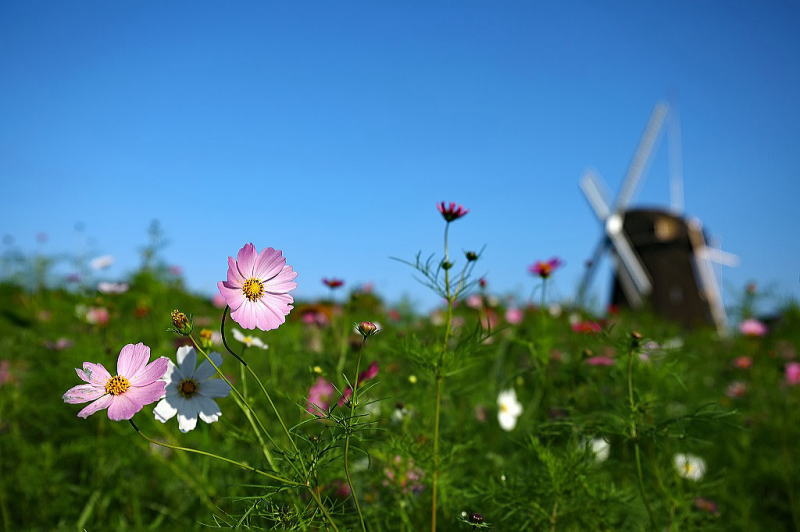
153;346;231;433
497;389;523;431
89;255;115;270
588;438;610;462
674;453;706;481
97;282;129;294
231;328;268;349
549;303;562;317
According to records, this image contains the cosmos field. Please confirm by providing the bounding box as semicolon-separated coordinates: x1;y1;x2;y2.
1;207;799;531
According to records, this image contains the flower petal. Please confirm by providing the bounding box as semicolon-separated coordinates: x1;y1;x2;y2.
266;265;298;294
236;243;258;278
253;247;285;280
176;346;197;377
117;343;150;378
218;281;246;311
230;299;260;330
76;362;111;386
198;378;231;398
153;397;178;423
77;394;113;418
63;384;105;404
193;352;223;381
177;400;200;433
107;394;142;421
226;256;245;286
125;381;167;409
130;356;169;386
196;395;223;424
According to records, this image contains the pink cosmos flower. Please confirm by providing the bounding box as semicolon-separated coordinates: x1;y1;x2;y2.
466;294;483;309
733;356;753;370
740;319;767;336
63;343;168;420
437;201;468;222
529;257;563;279
217;243;298;331
44;338;74;351
505;308;524;325
585;356;615;367
693;498;719;515
785;362;800;386
306;377;336;415
0;360;12;386
85;307;110;326
212;293;227;308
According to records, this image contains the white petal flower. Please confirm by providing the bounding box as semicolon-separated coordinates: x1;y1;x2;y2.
674;453;706;481
90;255;115;270
589;438;610;462
153;347;230;433
97;282;129;294
231;328;268;349
497;389;523;431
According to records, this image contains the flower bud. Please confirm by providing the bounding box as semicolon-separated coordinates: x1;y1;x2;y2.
441;260;453;271
465;251;479;262
354;321;381;340
630;331;643;348
469;512;485;524
198;328;214;349
171;309;192;335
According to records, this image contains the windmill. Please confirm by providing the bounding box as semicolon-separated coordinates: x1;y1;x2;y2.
576;102;738;332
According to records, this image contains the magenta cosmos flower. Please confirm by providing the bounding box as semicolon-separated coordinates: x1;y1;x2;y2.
437;201;468;222
739;318;767;337
217;243;298;330
529;257;563;279
63;343;168;420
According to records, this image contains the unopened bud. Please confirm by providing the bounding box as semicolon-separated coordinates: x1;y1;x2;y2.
171;309;192;335
441;260;453;271
630;331;643;348
465;251;479;262
354;321;381;340
469;512;485;524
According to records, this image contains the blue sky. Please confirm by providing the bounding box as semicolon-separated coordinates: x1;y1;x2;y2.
1;1;798;311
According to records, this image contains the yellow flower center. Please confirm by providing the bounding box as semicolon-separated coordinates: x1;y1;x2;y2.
105;375;130;396
500;403;509;413
242;278;265;302
179;379;198;398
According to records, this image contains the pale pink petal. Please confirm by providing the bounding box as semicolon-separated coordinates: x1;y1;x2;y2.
125;381;167;407
230;299;260;329
117;343;150;378
76;362;111;386
236;243;258;278
226;257;245;286
130;356;169;386
107;394;143;420
77;394;113;418
267;265;298;294
63;384;105;404
254;247;286;280
255;299;287;331
218;281;246;311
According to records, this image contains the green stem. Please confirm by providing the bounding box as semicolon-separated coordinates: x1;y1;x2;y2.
343;344;367;532
432;221;453;532
129;420;300;487
627;346;656;529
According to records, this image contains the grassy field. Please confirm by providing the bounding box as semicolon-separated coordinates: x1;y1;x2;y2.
1;243;799;531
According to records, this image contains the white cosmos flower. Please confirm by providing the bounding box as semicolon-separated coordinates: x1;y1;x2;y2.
90;255;115;270
97;282;129;294
153;346;231;433
231;328;268;349
497;389;523;431
674;453;706;481
588;438;610;462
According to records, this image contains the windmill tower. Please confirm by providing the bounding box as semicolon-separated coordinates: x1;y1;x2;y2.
576;102;737;332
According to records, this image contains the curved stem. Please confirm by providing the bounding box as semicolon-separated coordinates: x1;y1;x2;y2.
129;419;300;487
188;334;279;469
343;345;367;532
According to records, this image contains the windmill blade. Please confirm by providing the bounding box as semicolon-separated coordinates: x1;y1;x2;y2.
697;247;740;267
612;254;645;307
668;105;684;213
606;214;652;295
576;236;608;304
614;102;669;210
580;170;611;221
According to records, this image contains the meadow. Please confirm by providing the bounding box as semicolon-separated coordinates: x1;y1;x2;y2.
1;210;799;531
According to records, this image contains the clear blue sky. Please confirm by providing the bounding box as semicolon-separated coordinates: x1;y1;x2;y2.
1;1;798;311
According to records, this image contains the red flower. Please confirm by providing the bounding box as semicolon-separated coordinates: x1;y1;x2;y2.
572;321;602;334
529;257;563;279
437;202;468;222
322;278;345;289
